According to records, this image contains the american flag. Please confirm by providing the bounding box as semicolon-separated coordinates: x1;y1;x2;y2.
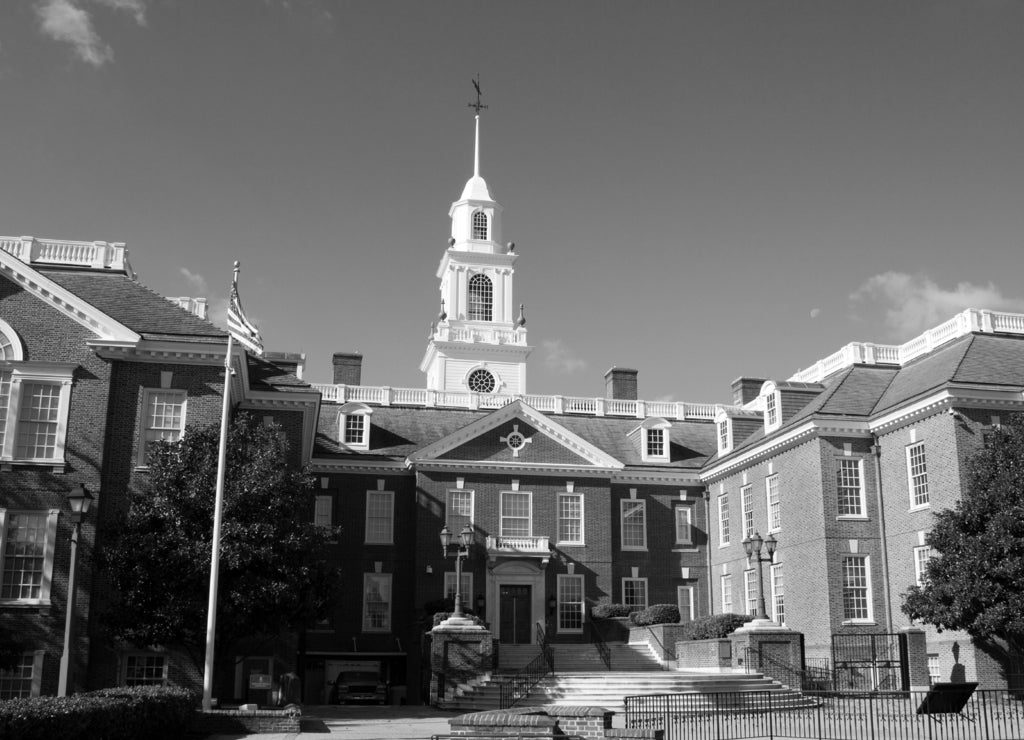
226;262;263;355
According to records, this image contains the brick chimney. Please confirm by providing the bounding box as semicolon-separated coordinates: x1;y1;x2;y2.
731;377;767;406
264;351;306;380
605;367;638;401
332;352;363;385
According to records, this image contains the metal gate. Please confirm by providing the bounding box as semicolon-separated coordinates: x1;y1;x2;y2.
831;633;909;691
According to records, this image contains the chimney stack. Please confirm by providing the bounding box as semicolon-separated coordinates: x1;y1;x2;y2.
333;352;363;385
731;377;767;407
605;367;638;401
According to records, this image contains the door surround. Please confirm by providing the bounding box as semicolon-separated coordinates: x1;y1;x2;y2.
487;561;544;644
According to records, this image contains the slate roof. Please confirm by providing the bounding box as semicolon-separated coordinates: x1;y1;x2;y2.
313;404;717;471
40;268;226;341
246;354;311;392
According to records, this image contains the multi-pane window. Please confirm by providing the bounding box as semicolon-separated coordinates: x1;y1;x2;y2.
674;506;693;546
837;459;865;517
344;414;366;445
770;564;785;625
467;368;496;393
928;655;941;685
842;556;872;622
620;499;647;550
718;420;730;453
765;393;778;428
472;211;488;240
622;577;648;610
2;513;50;601
0;653;35;700
766;475;781;532
124;655;167;686
362;573;392;632
718;495;730;546
720;575;733;613
557;493;583;544
677;585;695;622
744;570;758;616
467;274;493;321
907;443;930;507
446;490;473;532
314;495;332;528
558;574;584;632
741;485;754;538
0;371;11;453
364;491;394;544
443;572;473;605
500;492;532;537
139;390;186;465
914;545;933;587
16;383;61;460
0;329;14;360
645;428;665;458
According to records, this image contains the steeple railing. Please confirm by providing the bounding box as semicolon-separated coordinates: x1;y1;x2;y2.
311;383;718;421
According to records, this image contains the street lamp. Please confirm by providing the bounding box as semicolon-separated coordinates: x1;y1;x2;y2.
440;523;474;618
742;531;778;622
58;483;93;697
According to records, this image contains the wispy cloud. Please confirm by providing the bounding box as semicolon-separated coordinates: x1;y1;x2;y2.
34;0;146;67
180;267;229;329
542;339;588;375
850;272;1024;338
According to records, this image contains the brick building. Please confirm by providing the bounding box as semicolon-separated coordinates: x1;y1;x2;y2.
3;112;1024;703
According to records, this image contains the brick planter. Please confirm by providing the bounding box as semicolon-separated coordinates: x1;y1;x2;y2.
450;706;661;740
675;638;733;670
192;706;301;735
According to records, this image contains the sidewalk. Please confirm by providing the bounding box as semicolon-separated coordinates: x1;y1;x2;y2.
204;705;461;740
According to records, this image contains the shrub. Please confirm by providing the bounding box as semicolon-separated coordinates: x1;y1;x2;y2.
630;603;681;626
0;685;196;740
680;613;753;640
591;603;633;619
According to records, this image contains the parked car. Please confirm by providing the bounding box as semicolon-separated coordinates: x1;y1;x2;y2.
330;671;387;704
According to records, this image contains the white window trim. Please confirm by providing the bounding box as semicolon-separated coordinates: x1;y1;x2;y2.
720;574;733;614
716;416;732;456
841;554;875;624
0;362;76;471
718;494;730;547
621;577;648;611
0;320;25;361
913;545;932;587
137;388;187;468
770;563;784;625
339;402;373;450
0;650;44;699
500;490;533;537
620;498;647;551
765;474;781;533
0;508;59;607
121;652;169;687
741;484;754;538
364;490;394;544
362;572;392;633
762;382;781;433
677;585;696;622
906;442;930;510
639;417;671;462
743;570;757;616
444;571;473;605
314;495;332;528
556;492;585;546
836;458;868;520
674;505;693;546
557;573;585;634
446;489;475;529
471;210;489;241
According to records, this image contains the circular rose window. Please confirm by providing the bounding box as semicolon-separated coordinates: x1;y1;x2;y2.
505;431;526;452
467;368;496;393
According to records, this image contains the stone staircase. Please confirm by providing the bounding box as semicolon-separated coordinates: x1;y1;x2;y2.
442;642;815;712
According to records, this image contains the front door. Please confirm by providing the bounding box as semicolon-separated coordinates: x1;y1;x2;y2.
499;585;532;644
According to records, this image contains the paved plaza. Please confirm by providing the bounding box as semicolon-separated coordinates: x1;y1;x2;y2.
204;705;461;740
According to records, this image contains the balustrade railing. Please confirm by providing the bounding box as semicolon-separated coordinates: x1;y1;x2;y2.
0;235;132;273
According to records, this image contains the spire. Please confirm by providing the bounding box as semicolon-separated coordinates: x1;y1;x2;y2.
474;114;480;178
460;75;493;202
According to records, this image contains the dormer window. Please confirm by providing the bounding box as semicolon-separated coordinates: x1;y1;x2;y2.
762;382;781;432
472;211;489;240
467;273;493;321
639;417;671;462
339;402;372;450
716;414;732;456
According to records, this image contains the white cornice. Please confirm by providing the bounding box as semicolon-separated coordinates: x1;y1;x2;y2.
309;458;412;474
612;470;704;486
869;387;1024;435
437;249;517;278
408;459;619;477
89;339;227;365
0;250;139;343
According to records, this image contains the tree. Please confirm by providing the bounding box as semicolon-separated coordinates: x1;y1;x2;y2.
101;413;341;676
902;413;1024;655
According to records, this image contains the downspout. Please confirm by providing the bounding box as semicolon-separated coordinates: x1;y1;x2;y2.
871;441;894;632
703;489;714;616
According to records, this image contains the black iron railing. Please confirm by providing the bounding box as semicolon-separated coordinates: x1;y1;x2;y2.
590;620;612;669
625;688;1024;740
743;647;832;692
497;622;555;709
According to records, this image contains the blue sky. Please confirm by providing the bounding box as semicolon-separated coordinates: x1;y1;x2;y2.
3;1;1024;403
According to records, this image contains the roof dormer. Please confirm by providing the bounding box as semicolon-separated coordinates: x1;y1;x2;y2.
633;417;671;462
339;401;373;450
714;405;763;457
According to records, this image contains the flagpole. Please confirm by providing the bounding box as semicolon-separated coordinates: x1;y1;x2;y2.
202;329;234;711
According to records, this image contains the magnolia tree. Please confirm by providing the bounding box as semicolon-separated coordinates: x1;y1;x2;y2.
902;413;1024;656
101;413;341;678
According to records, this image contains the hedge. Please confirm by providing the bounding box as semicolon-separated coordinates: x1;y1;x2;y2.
591;603;634;619
630;603;681;626
0;685;196;740
679;613;753;640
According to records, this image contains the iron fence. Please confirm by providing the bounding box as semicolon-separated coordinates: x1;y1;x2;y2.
625;688;1024;740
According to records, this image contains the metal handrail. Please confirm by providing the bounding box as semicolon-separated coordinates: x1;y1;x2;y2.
744;647;832;692
498;622;555;709
590;621;612;669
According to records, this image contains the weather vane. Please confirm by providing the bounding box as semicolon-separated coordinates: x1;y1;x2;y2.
468;74;488;115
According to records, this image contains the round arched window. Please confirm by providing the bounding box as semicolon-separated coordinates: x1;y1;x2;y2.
467;368;496;393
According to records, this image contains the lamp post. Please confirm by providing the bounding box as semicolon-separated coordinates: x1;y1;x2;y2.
742;531;777;622
58;483;93;697
440;524;474;618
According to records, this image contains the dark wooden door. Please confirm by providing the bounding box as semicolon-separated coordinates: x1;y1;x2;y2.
499;585;532;644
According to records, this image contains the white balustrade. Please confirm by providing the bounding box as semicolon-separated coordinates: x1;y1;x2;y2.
0;236;131;272
485;535;550;555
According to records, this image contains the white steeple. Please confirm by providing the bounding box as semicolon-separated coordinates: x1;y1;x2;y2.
421;87;532;395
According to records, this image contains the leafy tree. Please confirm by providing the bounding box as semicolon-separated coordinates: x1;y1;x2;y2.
101;413;341;677
902;413;1024;655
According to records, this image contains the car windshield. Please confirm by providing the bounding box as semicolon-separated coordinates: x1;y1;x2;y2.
341;673;380;683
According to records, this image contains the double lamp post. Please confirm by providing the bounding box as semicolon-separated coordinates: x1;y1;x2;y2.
439;524;474;618
742;530;778;622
